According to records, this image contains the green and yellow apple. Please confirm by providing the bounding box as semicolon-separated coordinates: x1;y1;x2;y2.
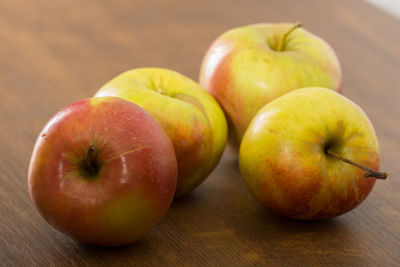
199;23;342;149
28;97;177;246
95;68;227;196
239;87;386;220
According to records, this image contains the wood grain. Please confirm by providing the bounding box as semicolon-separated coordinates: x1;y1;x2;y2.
0;0;399;266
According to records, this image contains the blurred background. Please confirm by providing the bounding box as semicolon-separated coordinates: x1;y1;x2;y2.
367;0;400;18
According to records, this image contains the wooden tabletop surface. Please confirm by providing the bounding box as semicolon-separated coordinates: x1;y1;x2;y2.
1;0;399;266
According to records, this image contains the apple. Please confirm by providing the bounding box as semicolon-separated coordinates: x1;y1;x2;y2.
28;97;177;246
199;22;342;149
239;87;387;220
94;68;227;196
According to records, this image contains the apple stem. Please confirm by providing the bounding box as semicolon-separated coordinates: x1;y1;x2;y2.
326;150;389;179
276;22;302;51
86;145;96;175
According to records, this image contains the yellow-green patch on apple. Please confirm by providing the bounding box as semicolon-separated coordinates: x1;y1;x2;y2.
95;68;228;196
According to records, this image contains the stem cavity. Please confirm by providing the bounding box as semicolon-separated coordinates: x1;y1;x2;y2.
86;145;97;176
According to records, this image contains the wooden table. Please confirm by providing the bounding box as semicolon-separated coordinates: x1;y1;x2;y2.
1;0;399;265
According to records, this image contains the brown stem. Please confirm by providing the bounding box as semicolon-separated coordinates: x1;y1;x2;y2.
276;21;302;51
86;145;96;175
326;150;389;179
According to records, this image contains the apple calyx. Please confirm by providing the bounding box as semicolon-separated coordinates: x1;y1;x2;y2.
326;150;389;179
85;145;98;177
276;22;302;52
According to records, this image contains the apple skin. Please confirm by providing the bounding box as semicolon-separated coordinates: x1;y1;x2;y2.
239;88;379;220
199;23;342;149
28;97;177;246
94;68;228;196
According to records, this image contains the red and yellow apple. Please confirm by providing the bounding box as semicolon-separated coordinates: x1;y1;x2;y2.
95;68;227;196
28;97;177;246
200;23;342;149
239;87;383;220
